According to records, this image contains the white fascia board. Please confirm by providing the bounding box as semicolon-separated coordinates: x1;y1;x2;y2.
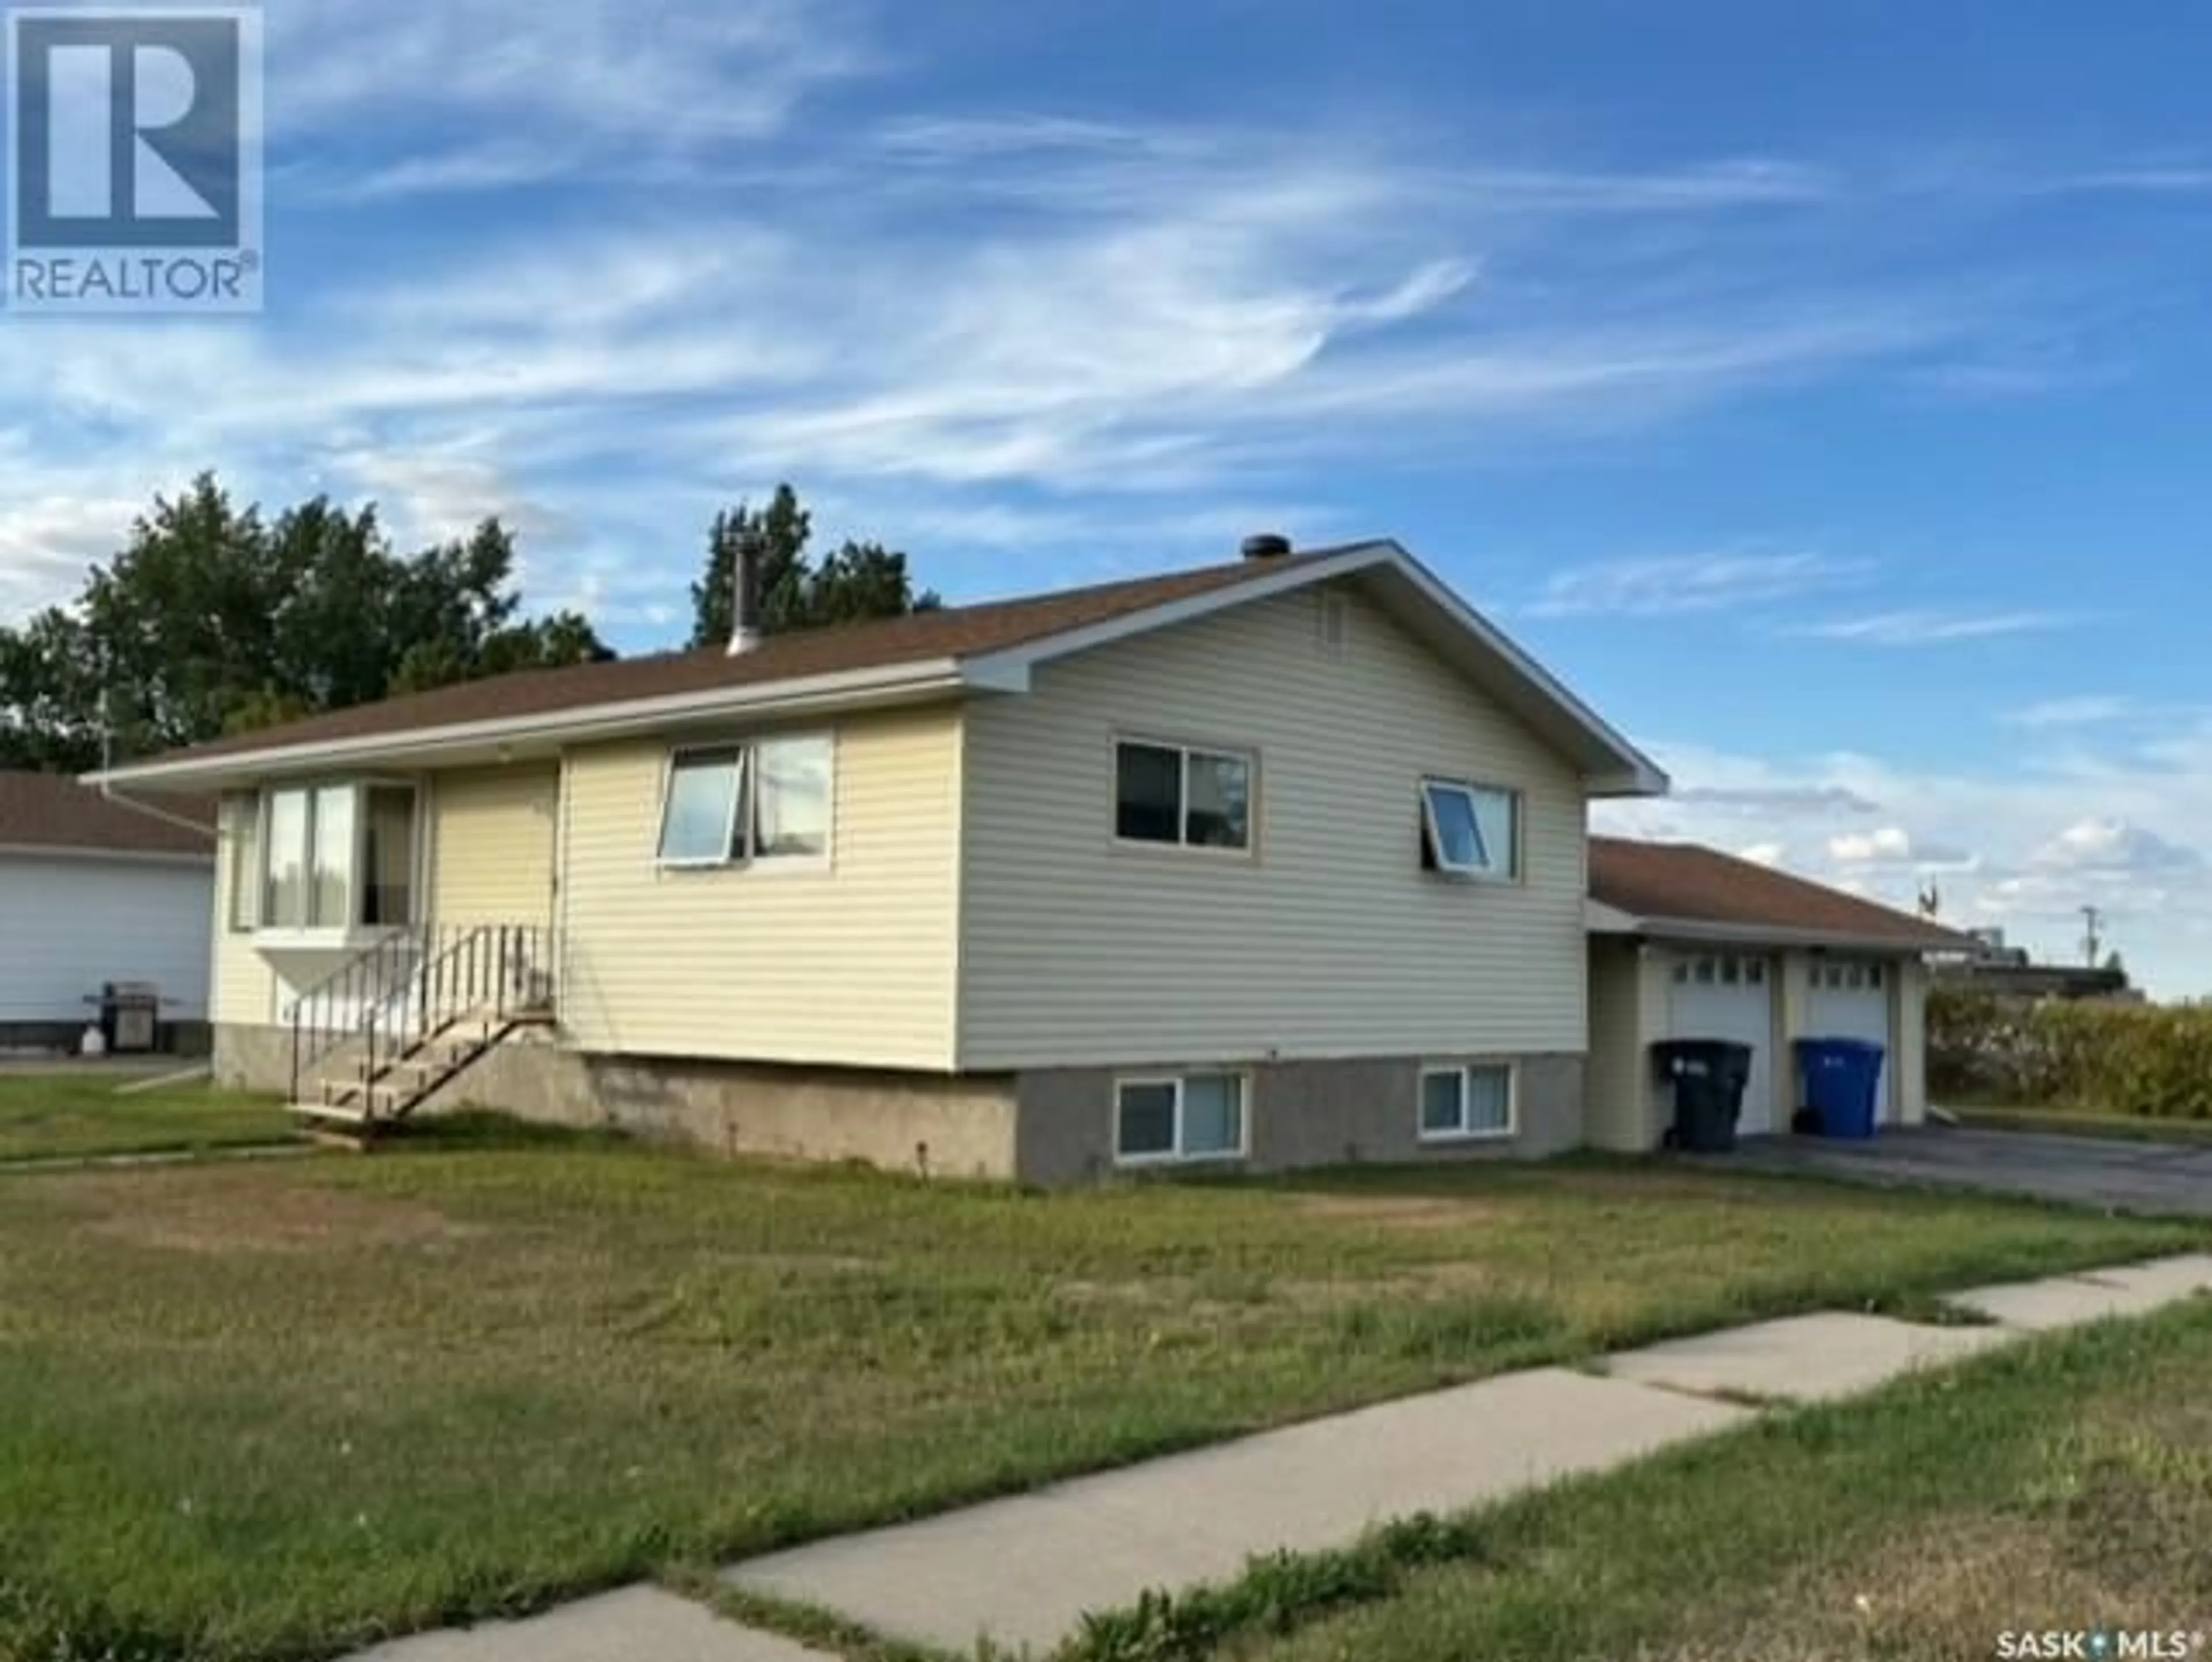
87;659;978;788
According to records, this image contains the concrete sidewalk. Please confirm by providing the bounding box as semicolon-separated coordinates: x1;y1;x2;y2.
729;1368;1747;1655
345;1253;2212;1662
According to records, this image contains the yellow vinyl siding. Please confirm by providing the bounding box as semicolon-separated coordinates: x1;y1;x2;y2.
1895;957;1930;1126
557;709;963;1068
957;584;1589;1069
209;792;276;1024
430;764;558;931
1585;937;1660;1151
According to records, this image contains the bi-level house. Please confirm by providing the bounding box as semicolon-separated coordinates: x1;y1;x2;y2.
100;533;1844;1181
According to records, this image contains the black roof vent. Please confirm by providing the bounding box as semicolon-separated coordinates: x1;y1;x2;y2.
1241;533;1293;561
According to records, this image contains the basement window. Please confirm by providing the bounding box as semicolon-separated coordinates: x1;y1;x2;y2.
1114;1072;1248;1165
1419;1063;1517;1141
657;735;832;868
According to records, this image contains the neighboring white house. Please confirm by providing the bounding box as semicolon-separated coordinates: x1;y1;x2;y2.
88;536;1965;1177
0;771;215;1049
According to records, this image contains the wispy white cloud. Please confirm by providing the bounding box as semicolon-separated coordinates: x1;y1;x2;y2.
1525;549;1866;618
0;29;2128;639
2030;818;2204;877
2045;166;2212;196
2006;695;2139;728
1792;609;2085;646
1828;826;1976;869
269;0;876;192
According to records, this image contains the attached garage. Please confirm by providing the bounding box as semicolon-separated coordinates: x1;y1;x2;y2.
1664;951;1779;1134
1807;958;1896;1120
1585;839;1970;1153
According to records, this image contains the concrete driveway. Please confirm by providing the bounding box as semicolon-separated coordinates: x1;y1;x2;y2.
1707;1125;2212;1217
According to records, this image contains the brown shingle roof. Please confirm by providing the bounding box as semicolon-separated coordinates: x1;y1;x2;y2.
1590;837;1972;951
139;548;1347;768
0;771;214;858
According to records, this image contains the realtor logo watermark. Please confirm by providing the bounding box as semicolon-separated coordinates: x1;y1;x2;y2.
6;5;262;313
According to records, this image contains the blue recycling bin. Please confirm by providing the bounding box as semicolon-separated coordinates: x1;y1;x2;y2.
1794;1038;1887;1140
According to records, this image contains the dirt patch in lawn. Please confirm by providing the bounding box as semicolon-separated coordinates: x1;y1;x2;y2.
1290;1193;1508;1232
75;1171;478;1256
1645;1392;2212;1662
1647;1516;2161;1662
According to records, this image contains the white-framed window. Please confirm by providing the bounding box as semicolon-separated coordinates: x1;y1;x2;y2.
1419;779;1519;881
1676;954;1770;988
225;797;259;933
656;734;834;868
1114;739;1254;852
257;781;418;930
1113;1072;1249;1165
1419;1063;1517;1141
1813;960;1887;992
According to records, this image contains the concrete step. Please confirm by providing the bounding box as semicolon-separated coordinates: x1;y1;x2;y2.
288;1101;372;1126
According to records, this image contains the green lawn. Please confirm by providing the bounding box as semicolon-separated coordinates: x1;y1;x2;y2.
1195;1304;2212;1662
0;1140;2198;1661
0;1071;295;1161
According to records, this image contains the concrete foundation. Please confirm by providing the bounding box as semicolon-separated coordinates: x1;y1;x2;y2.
1014;1053;1585;1186
215;1023;1586;1185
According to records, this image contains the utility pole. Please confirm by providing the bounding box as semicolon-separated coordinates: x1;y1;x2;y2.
2081;905;2103;969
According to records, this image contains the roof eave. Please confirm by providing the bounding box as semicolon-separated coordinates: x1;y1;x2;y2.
1588;763;1672;799
1613;913;1970;955
0;843;214;868
86;658;982;788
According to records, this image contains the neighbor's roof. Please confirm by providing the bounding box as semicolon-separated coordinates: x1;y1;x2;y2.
0;770;214;860
1589;836;1975;953
90;540;1669;797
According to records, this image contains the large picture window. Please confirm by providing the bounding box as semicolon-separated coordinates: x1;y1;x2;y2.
257;782;417;931
657;735;834;867
1115;740;1253;852
1420;779;1520;881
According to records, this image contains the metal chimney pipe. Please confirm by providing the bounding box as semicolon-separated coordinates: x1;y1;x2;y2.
728;530;763;655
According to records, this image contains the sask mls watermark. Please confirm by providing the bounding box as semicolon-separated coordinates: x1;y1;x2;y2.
6;5;262;314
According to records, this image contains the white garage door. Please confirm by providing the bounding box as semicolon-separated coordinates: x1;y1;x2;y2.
1667;953;1778;1136
1807;959;1894;1122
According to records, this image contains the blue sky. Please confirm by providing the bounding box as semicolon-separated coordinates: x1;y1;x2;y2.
6;1;2209;991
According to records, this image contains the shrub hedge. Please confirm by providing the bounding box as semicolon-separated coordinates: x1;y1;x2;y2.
1927;985;2212;1119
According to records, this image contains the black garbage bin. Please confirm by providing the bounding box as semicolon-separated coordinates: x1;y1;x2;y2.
1652;1039;1756;1153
